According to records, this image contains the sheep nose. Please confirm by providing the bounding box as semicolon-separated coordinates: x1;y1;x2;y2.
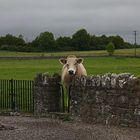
68;70;74;75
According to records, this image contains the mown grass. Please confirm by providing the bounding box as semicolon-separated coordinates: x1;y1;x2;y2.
0;59;60;80
0;57;140;80
0;48;140;57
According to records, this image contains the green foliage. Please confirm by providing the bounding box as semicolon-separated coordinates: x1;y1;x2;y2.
0;34;37;52
72;29;90;50
106;42;115;56
90;35;109;50
0;29;135;52
0;34;25;46
55;36;72;51
123;42;133;48
32;32;55;51
0;45;40;52
109;36;124;49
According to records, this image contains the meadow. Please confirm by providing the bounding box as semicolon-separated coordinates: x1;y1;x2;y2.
0;48;140;57
0;56;140;80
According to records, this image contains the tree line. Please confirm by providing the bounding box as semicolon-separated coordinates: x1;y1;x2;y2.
0;29;136;52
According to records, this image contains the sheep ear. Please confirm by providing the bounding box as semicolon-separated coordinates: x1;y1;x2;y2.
77;58;83;64
59;58;67;64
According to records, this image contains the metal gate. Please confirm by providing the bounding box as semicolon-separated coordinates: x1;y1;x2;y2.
0;79;34;112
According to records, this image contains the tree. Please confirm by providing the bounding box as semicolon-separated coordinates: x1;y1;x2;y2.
56;36;72;51
32;32;55;51
90;35;109;50
100;35;109;45
109;35;124;49
17;34;25;45
0;34;25;46
72;29;90;50
106;42;115;56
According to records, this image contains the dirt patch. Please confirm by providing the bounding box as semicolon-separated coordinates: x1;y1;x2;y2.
0;116;140;140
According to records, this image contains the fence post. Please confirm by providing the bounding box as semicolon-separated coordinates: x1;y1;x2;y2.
67;86;71;113
60;84;65;112
10;79;15;111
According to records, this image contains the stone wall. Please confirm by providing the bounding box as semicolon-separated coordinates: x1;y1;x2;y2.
70;73;140;128
34;73;62;116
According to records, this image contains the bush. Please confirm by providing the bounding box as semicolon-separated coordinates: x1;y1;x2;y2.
106;42;115;56
0;45;40;52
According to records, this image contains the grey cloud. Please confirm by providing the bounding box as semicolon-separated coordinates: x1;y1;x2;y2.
0;0;140;43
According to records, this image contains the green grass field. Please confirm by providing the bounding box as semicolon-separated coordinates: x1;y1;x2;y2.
0;48;140;57
0;56;140;80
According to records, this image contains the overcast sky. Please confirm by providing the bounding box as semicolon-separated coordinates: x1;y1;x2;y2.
0;0;140;43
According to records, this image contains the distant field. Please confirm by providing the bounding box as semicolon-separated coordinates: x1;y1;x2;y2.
0;57;140;80
0;48;140;57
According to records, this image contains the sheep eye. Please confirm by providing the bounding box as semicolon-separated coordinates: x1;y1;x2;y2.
66;64;69;67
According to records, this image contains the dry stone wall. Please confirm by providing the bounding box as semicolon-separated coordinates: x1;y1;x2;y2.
70;73;140;128
34;73;62;116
